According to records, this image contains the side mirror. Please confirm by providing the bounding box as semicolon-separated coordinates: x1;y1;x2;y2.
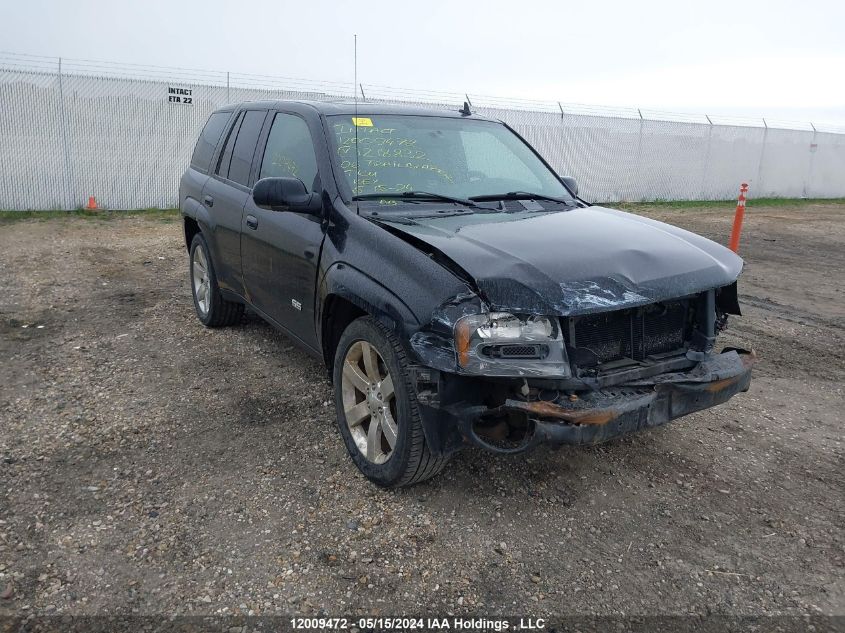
562;177;578;196
253;177;321;214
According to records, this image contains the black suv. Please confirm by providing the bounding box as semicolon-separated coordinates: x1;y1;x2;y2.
180;101;754;488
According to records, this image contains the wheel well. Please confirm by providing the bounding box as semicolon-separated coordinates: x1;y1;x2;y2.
322;295;366;375
184;217;200;251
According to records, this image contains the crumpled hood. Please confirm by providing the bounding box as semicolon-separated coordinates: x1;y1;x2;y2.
376;205;744;316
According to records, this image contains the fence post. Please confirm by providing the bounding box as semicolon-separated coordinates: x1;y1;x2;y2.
805;122;817;197
57;57;74;210
700;115;714;198
755;118;768;196
632;108;644;201
557;102;573;191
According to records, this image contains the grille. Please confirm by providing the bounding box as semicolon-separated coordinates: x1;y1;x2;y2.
566;301;689;366
501;345;537;357
480;344;546;359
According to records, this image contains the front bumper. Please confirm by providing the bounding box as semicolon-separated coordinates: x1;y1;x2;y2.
500;362;751;450
415;349;756;456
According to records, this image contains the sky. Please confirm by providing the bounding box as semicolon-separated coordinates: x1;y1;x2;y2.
2;0;844;127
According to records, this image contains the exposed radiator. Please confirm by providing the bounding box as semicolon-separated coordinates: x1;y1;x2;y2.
564;300;691;366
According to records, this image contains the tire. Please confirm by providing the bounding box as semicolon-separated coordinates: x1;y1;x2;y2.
189;233;244;327
333;317;448;488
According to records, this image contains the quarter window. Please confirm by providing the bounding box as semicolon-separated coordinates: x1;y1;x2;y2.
190;112;231;172
259;113;319;192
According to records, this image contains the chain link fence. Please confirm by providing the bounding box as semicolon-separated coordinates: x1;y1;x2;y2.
1;52;844;210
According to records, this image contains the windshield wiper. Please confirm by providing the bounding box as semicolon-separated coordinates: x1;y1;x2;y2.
468;191;573;204
353;191;480;208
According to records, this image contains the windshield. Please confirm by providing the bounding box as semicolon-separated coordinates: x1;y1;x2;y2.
327;115;574;203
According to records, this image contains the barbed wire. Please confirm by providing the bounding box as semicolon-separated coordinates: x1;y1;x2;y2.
1;50;842;134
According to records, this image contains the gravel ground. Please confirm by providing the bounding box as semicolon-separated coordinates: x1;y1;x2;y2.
0;202;842;619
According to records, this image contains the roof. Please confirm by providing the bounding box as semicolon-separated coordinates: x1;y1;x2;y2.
214;99;496;121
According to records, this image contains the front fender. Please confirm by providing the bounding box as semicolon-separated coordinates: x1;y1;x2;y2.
318;263;477;458
318;262;420;358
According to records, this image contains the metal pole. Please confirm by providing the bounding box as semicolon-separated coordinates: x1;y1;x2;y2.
633;109;644;200
755;118;768;195
557;101;573;185
57;57;74;210
359;83;366;101
701;115;714;199
226;72;230;103
805;122;818;197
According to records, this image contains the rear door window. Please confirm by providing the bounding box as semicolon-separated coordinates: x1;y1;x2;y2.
190;112;231;172
227;111;266;186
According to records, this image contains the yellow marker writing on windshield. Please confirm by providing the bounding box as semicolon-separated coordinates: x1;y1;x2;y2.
351;117;373;127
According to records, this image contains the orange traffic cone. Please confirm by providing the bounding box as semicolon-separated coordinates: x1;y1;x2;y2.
728;183;748;253
86;196;97;210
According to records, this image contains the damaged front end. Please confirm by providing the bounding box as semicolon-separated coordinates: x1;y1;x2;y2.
407;282;756;456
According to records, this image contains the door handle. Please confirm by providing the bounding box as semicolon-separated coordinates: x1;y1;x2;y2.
203;195;214;207
245;214;258;230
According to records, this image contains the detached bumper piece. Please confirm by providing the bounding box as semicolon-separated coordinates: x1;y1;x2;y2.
457;349;756;454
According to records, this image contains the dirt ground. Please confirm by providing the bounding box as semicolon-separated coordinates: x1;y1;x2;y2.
0;202;843;620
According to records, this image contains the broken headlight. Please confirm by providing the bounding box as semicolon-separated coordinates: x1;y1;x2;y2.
454;313;570;377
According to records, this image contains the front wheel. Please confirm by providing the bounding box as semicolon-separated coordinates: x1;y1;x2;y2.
333;317;448;488
189;233;243;327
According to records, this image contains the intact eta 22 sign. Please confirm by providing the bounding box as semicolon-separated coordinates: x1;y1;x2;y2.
168;86;193;105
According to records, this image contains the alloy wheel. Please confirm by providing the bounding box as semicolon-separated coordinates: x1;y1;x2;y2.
192;247;210;316
341;340;397;464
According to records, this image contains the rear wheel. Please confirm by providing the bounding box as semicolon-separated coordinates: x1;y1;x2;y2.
333;317;448;488
189;233;243;327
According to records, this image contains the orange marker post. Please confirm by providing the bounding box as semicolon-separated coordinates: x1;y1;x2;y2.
728;183;748;253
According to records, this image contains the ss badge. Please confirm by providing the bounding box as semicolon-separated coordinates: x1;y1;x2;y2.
291;299;302;311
